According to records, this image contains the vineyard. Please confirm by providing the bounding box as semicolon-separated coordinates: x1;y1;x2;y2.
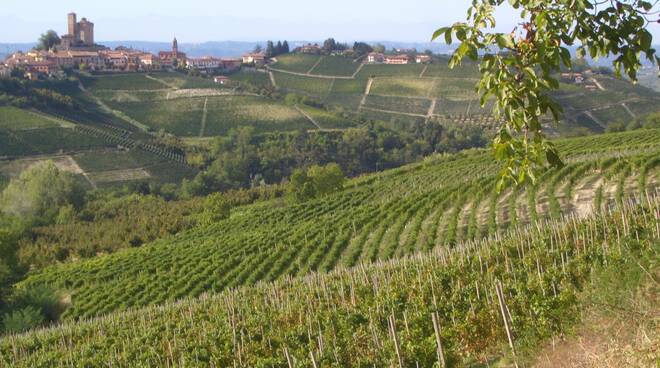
2;195;658;366
266;56;660;134
13;128;660;323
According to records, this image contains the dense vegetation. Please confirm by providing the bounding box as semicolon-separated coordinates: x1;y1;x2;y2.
13;128;660;323
2;197;657;366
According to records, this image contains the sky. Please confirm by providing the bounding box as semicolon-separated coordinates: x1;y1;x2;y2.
1;0;658;44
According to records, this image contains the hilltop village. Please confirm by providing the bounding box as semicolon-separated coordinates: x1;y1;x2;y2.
0;12;441;81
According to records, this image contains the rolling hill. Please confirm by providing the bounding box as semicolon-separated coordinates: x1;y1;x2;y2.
266;54;660;135
15;128;660;323
2;165;658;366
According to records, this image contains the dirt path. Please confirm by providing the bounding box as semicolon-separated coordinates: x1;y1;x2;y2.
590;77;606;91
267;66;353;80
351;62;365;78
584;111;607;130
359;78;374;111
425;99;437;123
145;74;178;89
78;81;150;132
419;64;429;78
268;71;277;88
621;103;636;118
307;56;325;74
199;97;209;137
294;105;325;130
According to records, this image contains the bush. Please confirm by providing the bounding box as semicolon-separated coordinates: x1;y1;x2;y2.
2;306;45;334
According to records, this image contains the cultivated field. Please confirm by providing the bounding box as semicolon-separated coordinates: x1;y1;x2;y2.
17;128;660;322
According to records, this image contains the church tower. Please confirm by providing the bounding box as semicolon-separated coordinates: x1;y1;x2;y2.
172;37;178;56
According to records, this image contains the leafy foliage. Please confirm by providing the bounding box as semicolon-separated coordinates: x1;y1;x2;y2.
433;0;658;188
288;163;345;202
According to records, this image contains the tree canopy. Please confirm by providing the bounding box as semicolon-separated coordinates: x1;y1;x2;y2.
433;0;658;188
288;163;345;202
36;30;60;51
0;161;85;221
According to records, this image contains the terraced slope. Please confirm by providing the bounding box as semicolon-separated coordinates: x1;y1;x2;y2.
18;129;660;321
270;56;660;133
3;197;658;367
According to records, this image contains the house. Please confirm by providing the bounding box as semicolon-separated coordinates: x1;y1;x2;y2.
49;52;75;68
68;51;103;69
574;73;584;84
367;52;384;63
384;54;410;65
26;60;56;74
214;76;230;85
415;55;432;64
187;57;223;71
221;58;242;72
101;50;130;70
242;53;266;66
139;54;160;70
299;44;321;54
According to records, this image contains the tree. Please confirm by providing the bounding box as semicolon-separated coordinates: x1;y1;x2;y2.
433;0;658;189
276;41;283;55
0;161;85;221
373;44;386;53
266;41;275;58
323;38;337;53
253;44;263;54
36;30;60;51
353;42;374;57
288;163;345;202
282;40;290;54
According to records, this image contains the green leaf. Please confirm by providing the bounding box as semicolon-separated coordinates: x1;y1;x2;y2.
545;149;564;168
431;27;449;41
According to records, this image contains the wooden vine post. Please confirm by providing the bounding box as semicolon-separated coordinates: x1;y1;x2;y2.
388;314;404;368
495;280;518;368
431;311;447;368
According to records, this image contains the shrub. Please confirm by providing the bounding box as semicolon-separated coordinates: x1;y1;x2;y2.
2;306;45;334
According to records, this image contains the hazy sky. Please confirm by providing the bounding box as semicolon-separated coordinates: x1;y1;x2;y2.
1;0;658;43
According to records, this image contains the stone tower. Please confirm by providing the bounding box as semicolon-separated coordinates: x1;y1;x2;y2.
78;18;94;46
173;37;178;56
67;12;78;38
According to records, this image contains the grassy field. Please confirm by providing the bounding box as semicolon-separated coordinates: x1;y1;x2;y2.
273;71;334;96
229;70;273;89
297;105;359;129
0;107;60;130
148;72;219;89
356;63;426;79
363;95;431;115
81;74;169;91
272;54;322;73
203;96;314;136
108;98;204;136
370;77;437;98
310;56;360;76
0;127;112;157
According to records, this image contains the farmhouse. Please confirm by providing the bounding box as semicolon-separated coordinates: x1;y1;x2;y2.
384;54;410;65
415;55;431;63
367;52;384;63
299;44;321;54
242;53;266;66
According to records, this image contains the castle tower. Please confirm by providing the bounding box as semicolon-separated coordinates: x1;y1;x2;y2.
78;18;95;46
67;12;78;38
172;37;178;56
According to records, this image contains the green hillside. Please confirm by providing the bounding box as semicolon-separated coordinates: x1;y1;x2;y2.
17;128;660;322
269;55;660;134
2;194;657;367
